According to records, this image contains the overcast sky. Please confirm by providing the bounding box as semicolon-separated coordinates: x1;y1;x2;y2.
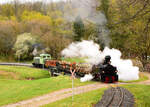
0;0;67;4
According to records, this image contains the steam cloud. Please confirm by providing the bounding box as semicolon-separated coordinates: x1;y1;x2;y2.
61;40;139;81
80;74;94;82
61;40;102;65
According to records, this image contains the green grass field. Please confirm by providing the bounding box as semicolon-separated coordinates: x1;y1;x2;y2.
42;88;107;107
0;65;149;106
122;84;150;107
0;66;50;80
0;66;95;106
43;84;150;107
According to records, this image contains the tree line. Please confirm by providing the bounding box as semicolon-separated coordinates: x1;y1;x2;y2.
99;0;150;70
0;0;149;71
0;1;100;61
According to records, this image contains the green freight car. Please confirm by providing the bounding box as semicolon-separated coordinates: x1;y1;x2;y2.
32;54;51;68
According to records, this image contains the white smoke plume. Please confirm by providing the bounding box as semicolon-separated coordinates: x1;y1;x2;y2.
61;40;139;81
61;40;103;65
80;74;94;82
64;0;110;46
64;0;102;23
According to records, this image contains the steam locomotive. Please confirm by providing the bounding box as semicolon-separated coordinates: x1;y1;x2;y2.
32;54;118;83
97;56;118;83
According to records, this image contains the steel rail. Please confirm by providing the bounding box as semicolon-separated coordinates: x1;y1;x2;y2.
105;87;125;107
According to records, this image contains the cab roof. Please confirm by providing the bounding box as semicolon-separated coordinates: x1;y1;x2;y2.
40;54;51;57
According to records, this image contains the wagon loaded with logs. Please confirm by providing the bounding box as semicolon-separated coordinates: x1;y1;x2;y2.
45;60;93;77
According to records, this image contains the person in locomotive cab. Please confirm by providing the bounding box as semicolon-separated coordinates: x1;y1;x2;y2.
100;55;118;82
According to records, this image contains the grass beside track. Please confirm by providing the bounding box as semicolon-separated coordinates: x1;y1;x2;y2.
0;66;95;106
0;76;95;106
42;88;106;107
0;66;149;106
0;65;50;80
122;84;150;107
43;84;150;107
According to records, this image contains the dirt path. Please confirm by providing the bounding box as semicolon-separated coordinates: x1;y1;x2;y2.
137;72;150;85
0;71;18;79
2;72;150;107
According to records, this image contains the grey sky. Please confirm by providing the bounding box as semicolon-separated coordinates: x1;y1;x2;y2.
0;0;67;4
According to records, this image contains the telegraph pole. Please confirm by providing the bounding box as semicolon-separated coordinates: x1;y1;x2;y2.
70;64;76;103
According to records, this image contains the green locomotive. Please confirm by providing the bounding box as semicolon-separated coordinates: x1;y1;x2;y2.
32;54;51;68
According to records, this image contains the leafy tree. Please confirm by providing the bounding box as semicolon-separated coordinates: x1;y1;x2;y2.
31;2;44;13
125;20;150;67
73;16;85;41
21;10;52;24
101;0;150;69
22;19;50;37
48;10;72;37
0;21;20;56
21;10;71;37
0;15;8;20
99;0;109;19
20;10;52;37
0;4;14;18
41;32;71;59
13;33;37;60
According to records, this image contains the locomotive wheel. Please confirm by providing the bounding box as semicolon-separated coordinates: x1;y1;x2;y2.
101;74;105;82
50;68;55;77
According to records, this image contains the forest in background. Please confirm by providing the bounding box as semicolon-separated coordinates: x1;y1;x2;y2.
0;0;149;70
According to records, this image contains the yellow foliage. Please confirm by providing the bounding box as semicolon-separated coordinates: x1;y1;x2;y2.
21;11;52;25
0;15;8;20
48;11;63;18
111;0;116;4
10;16;17;21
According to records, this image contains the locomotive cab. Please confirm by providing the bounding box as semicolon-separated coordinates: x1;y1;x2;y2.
32;54;51;68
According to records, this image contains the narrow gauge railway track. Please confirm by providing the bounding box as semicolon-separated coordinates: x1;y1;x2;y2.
0;63;33;67
95;87;134;107
0;63;51;72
